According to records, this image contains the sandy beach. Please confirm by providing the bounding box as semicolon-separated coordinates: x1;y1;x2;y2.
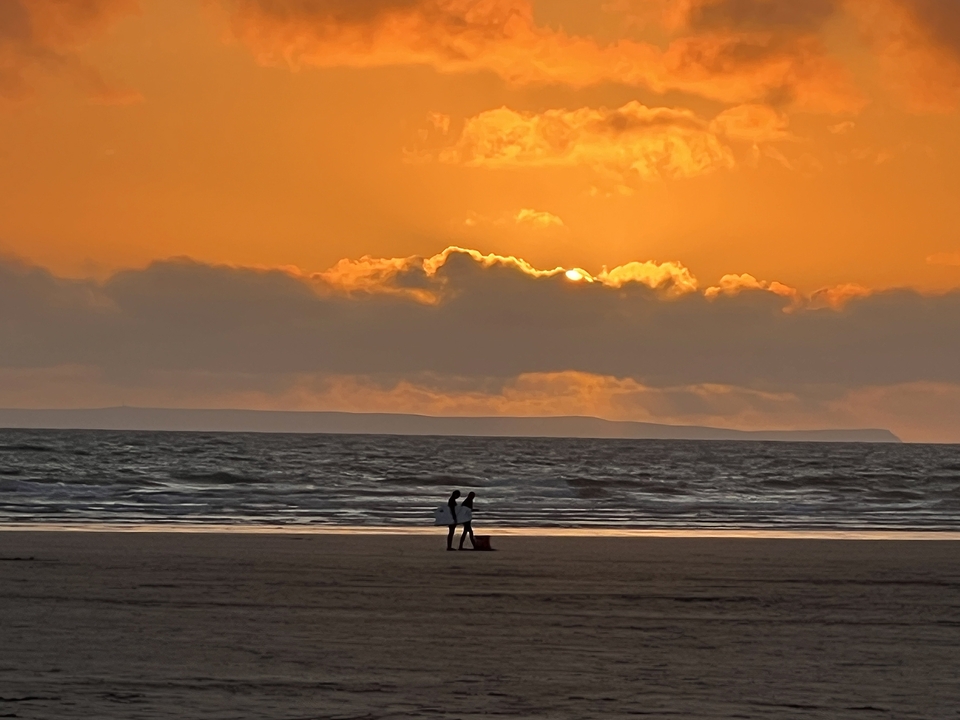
1;532;958;719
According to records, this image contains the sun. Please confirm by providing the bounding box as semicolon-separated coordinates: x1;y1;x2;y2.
565;269;585;281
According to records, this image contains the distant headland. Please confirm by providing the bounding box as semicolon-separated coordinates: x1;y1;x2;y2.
0;407;901;443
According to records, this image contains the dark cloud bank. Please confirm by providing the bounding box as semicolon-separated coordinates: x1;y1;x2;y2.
2;251;958;392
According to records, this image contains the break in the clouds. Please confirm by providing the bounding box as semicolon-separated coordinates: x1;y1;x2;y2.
2;249;960;440
0;0;141;103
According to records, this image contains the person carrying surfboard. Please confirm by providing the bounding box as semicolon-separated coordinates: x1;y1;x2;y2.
445;490;461;551
458;492;476;550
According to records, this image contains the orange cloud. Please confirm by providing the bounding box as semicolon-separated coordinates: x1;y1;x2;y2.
311;247;886;315
439;102;735;182
625;0;842;33
5;366;959;441
704;273;872;309
313;246;567;303
637;0;960;113
705;273;797;300
848;0;960;112
314;247;879;314
459;208;565;230
315;246;701;300
420;245;560;278
4;252;960;442
0;0;141;103
241;371;804;428
515;208;564;228
657;34;861;113
596;261;699;297
808;283;872;309
829;120;856;134
251;376;960;443
710;103;795;144
221;0;863;111
312;253;436;302
645;0;865;111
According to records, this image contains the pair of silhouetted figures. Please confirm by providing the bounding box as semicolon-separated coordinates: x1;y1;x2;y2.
445;490;475;551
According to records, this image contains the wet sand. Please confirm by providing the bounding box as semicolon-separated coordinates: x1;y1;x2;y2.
1;532;958;719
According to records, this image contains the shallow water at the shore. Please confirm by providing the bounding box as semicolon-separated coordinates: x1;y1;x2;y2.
0;429;958;531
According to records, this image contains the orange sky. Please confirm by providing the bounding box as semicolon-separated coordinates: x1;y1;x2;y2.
2;0;960;439
2;0;960;290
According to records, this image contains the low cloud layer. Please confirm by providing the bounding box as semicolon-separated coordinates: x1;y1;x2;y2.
6;248;959;386
1;366;957;442
3;249;960;440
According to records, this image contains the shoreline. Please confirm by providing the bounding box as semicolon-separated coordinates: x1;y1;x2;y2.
2;522;959;540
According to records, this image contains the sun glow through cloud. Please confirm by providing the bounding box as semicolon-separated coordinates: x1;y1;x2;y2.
313;246;707;301
3;0;960;440
2;249;958;440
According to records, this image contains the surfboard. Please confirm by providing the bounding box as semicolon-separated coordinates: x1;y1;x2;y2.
434;505;472;525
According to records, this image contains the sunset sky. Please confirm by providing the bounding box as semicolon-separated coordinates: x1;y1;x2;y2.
2;0;960;441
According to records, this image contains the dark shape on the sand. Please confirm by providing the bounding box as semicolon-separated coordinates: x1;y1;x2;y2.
0;407;901;443
473;536;494;551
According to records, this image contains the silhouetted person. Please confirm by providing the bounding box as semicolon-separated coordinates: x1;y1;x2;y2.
446;490;461;551
459;491;476;550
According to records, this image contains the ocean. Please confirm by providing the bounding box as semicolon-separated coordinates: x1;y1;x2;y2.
0;429;958;531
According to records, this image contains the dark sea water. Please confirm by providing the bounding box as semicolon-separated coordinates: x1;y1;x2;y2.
0;429;958;531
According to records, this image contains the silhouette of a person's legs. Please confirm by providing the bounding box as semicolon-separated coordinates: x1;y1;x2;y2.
447;524;457;550
458;521;475;550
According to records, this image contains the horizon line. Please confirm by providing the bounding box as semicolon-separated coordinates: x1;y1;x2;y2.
0;405;903;443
